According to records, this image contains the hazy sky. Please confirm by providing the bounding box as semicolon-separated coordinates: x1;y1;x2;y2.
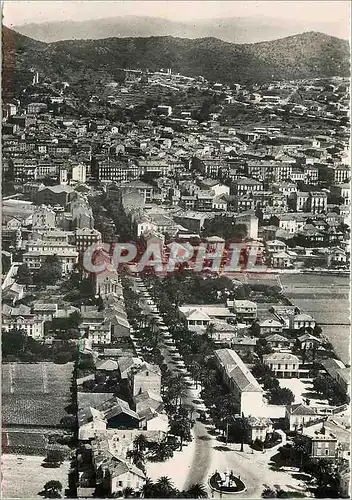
3;0;351;34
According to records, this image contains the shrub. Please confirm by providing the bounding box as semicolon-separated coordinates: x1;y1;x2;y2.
252;438;264;451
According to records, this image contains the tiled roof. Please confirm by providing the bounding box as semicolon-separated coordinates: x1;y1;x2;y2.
96;359;120;371
215;349;263;393
118;357;144;378
266;334;290;342
294;313;315;321
263;352;300;363
287;404;318;416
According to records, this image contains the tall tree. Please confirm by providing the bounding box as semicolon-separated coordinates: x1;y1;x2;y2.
141;478;155;499
133;434;148;452
2;329;27;357
169;407;192;451
16;263;33;285
186;483;208;498
293;437;310;470
126;449;145;473
155;476;176;498
269;387;295;406
33;255;62;286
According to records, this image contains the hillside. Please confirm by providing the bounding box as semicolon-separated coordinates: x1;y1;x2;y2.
2;26;47;99
2;27;350;95
14;15;350;44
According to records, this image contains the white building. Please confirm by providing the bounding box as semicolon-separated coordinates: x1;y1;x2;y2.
23;240;78;276
71;163;87;184
179;305;235;331
247;416;273;442
285;404;320;431
263;352;300;378
266;240;287;254
292;313;316;330
215;348;265;417
95;271;123;297
230;300;257;323
179;307;211;331
2;315;44;340
156;105;172;116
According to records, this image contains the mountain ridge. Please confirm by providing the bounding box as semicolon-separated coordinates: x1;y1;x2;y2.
12;15;350;44
2;27;350;96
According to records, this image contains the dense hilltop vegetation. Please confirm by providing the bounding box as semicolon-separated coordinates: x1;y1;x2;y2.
2;26;350;94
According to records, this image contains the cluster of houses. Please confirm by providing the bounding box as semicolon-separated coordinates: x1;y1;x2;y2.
2;72;350;273
178;289;350;478
76;270;170;497
214;345;350;465
1;70;350;496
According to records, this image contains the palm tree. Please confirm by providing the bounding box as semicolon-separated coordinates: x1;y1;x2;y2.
314;458;336;487
141;478;155;498
294;437;309;470
141;477;156;498
126;449;145;473
182;403;195;421
122;486;134;498
133;434;148;452
237;414;249;452
189;361;202;389
262;487;277;498
155;476;175;498
186;483;208;498
166;374;188;406
169;410;192;451
173;289;184;308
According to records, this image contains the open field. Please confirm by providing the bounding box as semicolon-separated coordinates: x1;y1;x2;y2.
280;274;350;365
5;430;48;450
2;362;74;395
3;394;70;427
2;363;73;430
1;455;70;499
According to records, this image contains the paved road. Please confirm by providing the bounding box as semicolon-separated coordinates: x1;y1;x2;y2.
183;418;213;489
133;278;308;497
134;278;214;490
